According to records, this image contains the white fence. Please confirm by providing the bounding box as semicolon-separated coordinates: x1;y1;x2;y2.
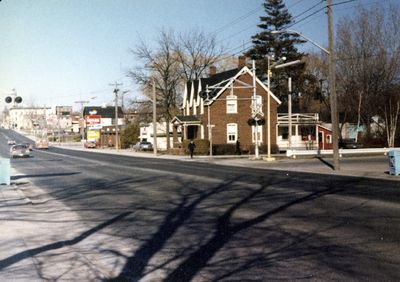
286;147;398;158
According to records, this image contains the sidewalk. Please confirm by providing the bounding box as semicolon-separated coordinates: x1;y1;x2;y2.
1;168;127;281
0;169;41;281
53;141;398;181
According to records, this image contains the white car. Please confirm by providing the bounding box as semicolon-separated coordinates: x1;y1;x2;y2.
132;141;153;151
10;144;30;158
7;140;16;145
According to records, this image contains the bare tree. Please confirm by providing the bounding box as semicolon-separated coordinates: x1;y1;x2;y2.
128;29;182;150
174;29;224;81
128;28;226;149
335;3;400;146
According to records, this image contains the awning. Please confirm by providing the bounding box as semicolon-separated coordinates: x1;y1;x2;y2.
171;115;201;126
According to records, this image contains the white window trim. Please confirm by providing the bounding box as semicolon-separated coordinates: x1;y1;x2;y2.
226;95;237;114
227;123;238;143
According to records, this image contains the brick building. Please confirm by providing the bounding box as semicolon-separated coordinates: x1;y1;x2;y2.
172;57;281;152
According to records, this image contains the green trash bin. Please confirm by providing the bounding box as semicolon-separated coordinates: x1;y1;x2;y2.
388;150;400;176
0;158;10;185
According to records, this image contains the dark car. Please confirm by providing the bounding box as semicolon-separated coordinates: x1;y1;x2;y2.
132;141;153;151
339;138;363;149
23;142;33;151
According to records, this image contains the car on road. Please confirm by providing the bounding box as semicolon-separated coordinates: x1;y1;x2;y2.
7;140;16;145
10;144;30;158
84;141;97;148
131;141;153;152
36;139;49;149
339;138;363;149
23;142;33;151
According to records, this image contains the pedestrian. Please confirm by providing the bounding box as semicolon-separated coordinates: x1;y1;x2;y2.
188;140;196;158
235;138;241;155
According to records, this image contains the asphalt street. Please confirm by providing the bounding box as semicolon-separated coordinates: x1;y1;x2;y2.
1;128;400;281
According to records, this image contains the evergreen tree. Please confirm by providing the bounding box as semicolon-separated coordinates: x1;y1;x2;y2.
246;0;316;111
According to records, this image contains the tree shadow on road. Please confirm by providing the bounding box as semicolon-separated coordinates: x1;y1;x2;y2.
104;173;350;282
0;211;131;271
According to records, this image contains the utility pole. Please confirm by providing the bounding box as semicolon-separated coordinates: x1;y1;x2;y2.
152;78;157;155
327;0;340;170
288;77;292;149
110;82;123;151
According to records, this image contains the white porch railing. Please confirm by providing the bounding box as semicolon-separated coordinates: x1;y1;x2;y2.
286;147;397;158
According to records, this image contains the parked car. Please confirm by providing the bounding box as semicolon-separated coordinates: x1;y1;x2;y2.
339;138;363;149
10;144;30;158
36;139;49;149
132;141;153;151
7;140;16;145
84;141;97;148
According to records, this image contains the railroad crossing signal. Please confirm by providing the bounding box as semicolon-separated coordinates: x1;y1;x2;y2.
5;96;22;104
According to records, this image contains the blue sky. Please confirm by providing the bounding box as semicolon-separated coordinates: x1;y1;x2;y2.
0;0;386;111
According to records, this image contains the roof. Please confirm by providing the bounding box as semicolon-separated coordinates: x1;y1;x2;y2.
199;66;281;105
171;115;201;125
83;106;124;118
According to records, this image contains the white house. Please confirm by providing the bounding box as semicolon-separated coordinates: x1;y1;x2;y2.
139;121;180;151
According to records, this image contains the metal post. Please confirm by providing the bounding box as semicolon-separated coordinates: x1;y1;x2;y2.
252;60;259;159
208;101;212;156
288;77;292;149
328;0;340;170
58;110;61;144
114;89;119;151
266;57;274;161
152;78;158;156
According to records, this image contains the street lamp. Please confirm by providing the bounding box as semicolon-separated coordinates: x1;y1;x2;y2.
271;24;340;170
271;30;330;55
266;56;301;160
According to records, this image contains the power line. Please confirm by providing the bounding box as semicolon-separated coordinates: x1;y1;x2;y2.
288;6;327;29
211;5;262;36
292;0;324;21
211;0;323;50
211;0;384;66
329;0;356;7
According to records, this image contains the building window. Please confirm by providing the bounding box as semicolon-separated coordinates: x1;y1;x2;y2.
227;123;238;143
226;95;237;114
278;126;289;140
326;134;332;144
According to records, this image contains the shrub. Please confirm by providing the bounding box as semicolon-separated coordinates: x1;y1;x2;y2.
248;144;279;154
120;123;140;149
212;144;236;155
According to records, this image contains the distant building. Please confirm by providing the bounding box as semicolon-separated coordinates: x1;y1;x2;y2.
6;107;51;131
82;106;125;147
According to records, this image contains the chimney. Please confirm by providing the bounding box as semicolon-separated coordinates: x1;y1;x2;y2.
209;65;217;77
238;56;247;68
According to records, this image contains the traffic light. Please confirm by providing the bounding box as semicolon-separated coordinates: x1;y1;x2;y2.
5;96;22;104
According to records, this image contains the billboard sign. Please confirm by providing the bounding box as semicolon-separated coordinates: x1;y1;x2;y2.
85;115;102;129
87;130;100;141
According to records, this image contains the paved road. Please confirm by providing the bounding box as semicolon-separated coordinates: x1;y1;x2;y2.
1;129;400;281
